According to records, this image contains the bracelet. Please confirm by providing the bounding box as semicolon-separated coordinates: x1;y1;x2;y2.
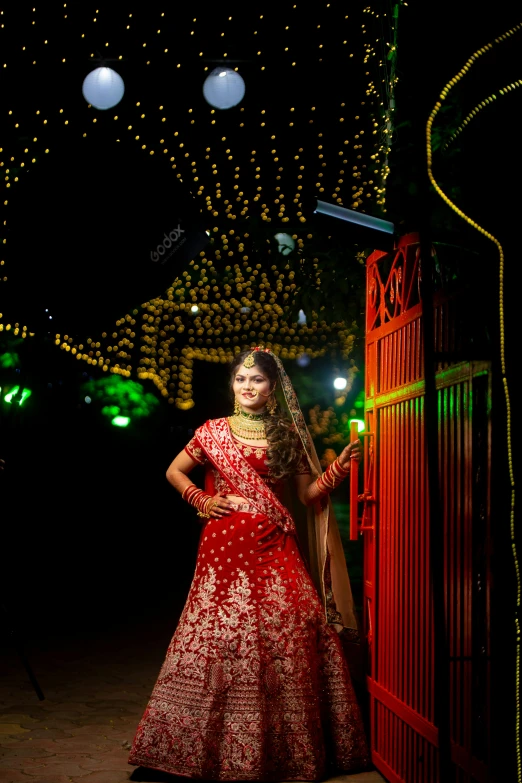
182;485;215;518
305;457;350;505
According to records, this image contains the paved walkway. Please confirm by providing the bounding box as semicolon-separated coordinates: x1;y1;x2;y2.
0;619;385;783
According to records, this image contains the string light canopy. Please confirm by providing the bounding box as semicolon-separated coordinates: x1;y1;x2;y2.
0;3;395;409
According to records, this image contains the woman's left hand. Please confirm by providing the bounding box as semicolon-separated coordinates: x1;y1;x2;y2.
209;492;233;519
338;438;361;471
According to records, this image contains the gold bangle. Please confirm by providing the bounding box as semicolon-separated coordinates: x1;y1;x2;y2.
195;492;212;515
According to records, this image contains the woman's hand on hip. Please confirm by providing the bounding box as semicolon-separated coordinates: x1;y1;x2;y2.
209;492;234;518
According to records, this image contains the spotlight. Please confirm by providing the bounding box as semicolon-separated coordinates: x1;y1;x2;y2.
333;377;347;390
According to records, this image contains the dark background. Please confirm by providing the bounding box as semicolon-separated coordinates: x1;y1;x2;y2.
1;6;521;773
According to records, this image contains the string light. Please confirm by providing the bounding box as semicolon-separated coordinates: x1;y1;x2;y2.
427;22;522;783
0;4;392;409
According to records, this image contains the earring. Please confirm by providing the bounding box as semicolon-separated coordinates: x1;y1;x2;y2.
267;395;277;416
233;398;241;415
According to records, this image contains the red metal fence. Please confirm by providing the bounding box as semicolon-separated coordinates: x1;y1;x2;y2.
359;234;492;782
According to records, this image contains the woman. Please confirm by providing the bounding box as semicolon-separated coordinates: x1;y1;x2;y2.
128;347;369;781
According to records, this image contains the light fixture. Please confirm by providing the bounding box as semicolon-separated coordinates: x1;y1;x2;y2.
203;67;245;109
314;200;394;235
4;385;32;405
274;232;295;256
333;377;347;390
349;417;365;433
112;415;130;427
82;66;125;110
307;197;396;251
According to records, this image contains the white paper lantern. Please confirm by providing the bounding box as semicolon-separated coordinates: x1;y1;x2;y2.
203;67;245;110
82;66;125;110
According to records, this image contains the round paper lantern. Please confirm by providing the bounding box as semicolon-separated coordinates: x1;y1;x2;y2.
203;67;245;109
82;66;125;110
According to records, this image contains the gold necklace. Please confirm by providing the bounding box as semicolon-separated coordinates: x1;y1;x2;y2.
228;411;267;440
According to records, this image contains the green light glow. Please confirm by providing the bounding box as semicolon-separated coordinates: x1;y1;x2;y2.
354;390;365;409
0;351;19;369
19;388;32;406
112;415;131;427
349;418;365;433
3;385;19;403
3;385;32;406
80;376;159;424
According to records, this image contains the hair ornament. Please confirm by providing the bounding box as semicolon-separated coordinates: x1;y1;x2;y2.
243;345;270;368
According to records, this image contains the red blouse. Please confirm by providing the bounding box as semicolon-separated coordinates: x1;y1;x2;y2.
185;420;310;502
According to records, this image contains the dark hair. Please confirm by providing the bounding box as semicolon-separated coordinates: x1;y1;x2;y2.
229;349;302;481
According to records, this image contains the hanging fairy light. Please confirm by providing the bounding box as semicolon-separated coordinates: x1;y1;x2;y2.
82;66;125;110
203;67;245;109
0;4;388;410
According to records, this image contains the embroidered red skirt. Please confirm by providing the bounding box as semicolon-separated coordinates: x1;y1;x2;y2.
128;510;369;781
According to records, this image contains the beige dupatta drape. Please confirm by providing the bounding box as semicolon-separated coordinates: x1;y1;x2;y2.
268;349;359;639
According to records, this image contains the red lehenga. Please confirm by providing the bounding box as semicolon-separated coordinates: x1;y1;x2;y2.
128;418;369;781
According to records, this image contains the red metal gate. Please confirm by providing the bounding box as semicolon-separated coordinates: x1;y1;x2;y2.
359;234;492;782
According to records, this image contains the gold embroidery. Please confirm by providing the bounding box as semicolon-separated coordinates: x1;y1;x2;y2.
186;436;206;465
129;554;369;779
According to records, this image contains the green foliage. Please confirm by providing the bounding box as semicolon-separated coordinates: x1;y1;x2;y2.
283;235;368;327
210;214;368;329
385;99;466;239
0;335;23;369
0;350;19;369
80;376;159;420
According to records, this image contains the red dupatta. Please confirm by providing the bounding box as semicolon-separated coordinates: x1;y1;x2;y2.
195;417;297;535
